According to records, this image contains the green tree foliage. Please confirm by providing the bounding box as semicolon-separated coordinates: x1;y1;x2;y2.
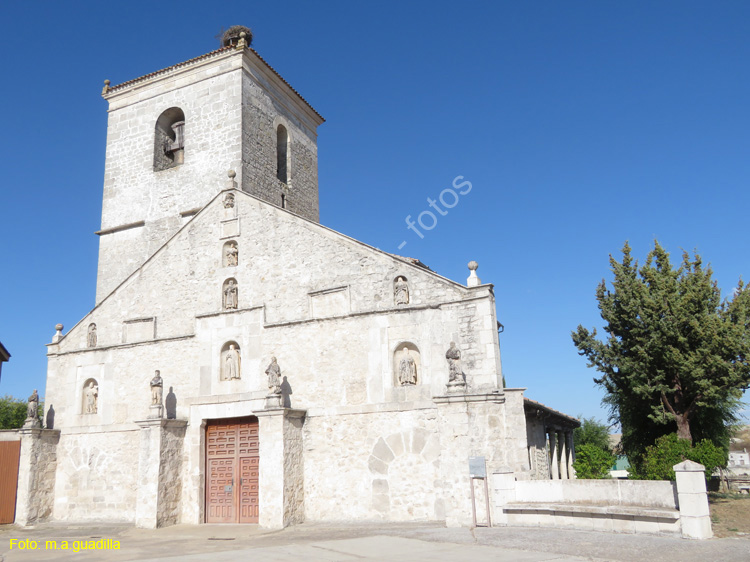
573;417;612;454
632;433;726;480
572;241;750;465
0;395;29;429
572;443;616;479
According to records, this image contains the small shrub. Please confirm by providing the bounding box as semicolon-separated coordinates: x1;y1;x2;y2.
632;433;726;480
572;443;616;479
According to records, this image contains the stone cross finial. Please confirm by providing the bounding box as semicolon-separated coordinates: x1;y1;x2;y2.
467;261;481;287
101;79;110;95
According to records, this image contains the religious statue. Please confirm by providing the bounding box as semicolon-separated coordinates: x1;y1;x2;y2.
398;347;417;385
224;344;241;380
265;356;282;395
445;342;463;383
87;323;97;347
150;370;163;405
225;242;238;267
223;192;235;208
223;279;238;309
26;389;39;419
85;381;98;414
394;276;409;305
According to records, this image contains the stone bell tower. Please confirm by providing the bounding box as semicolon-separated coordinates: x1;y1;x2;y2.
95;26;324;303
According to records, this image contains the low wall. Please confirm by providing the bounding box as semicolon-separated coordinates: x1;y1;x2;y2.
492;460;712;539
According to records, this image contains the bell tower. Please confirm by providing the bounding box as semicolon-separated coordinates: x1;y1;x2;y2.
95;26;324;303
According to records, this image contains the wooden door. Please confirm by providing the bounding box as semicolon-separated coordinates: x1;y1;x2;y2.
0;440;21;524
205;417;259;523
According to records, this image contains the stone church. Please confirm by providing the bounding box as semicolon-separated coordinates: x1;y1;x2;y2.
21;27;579;529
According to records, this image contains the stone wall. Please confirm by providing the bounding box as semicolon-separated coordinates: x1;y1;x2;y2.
48;190;500;428
53;429;139;523
303;407;442;522
241;71;320;222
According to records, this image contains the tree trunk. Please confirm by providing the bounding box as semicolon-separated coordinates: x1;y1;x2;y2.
675;415;692;443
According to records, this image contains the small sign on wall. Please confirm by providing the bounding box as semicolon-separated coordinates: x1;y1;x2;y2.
469;456;486;478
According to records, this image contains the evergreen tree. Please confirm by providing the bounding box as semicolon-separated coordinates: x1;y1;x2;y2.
572;241;750;462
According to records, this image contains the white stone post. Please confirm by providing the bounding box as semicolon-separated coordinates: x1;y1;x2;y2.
491;468;516;526
558;431;568;480
674;460;713;539
135;419;163;529
549;431;559;480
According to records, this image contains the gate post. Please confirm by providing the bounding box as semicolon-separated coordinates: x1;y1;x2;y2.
674;460;713;539
15;428;60;526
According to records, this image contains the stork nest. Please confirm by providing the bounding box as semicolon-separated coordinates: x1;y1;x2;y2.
222;25;253;48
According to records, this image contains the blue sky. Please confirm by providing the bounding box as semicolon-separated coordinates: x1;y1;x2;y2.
0;1;748;425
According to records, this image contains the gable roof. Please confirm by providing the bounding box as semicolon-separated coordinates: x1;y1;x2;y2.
104;46;323;122
54;188;481;344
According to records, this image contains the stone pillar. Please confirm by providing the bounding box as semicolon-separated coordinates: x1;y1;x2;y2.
490;468;516;526
14;429;60;526
557;431;568;480
674;460;713;539
255;407;306;529
566;431;576;479
135;419;187;529
548;431;559;480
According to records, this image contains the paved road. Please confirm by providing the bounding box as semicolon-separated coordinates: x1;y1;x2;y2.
1;522;748;561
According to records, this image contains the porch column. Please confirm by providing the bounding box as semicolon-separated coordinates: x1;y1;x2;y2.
557;431;568;480
566;431;575;479
548;430;559;480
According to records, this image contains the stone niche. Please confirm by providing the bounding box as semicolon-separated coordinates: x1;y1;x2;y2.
223;240;238;267
392;342;421;386
81;378;99;415
220;341;242;381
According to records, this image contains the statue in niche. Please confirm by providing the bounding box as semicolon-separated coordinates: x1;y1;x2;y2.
446;342;463;383
26;389;39;419
150;370;163;405
394;276;409;305
225;242;238;267
87;323;97;347
84;381;98;414
223;279;238;310
265;356;282;395
224;344;241;380
398;347;417;385
223;192;235;208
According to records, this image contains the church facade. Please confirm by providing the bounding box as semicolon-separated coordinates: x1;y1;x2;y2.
25;28;578;529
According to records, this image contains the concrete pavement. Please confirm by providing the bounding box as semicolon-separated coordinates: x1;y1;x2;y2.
1;522;748;561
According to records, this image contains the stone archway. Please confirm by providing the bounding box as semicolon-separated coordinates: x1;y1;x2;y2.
367;427;442;520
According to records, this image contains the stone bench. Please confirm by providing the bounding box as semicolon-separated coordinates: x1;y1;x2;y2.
503;502;681;535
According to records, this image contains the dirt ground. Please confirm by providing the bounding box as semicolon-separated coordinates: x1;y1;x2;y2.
708;493;750;538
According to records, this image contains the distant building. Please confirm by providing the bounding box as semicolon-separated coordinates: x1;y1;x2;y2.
729;449;749;468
